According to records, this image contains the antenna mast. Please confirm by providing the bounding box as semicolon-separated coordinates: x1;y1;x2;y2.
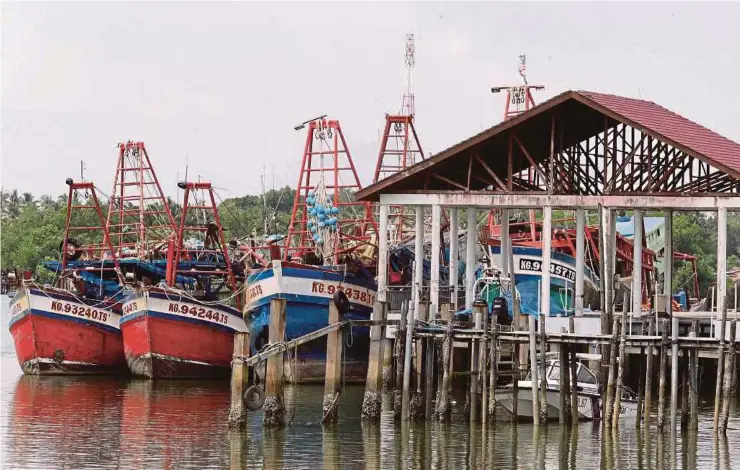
401;34;415;116
491;54;545;120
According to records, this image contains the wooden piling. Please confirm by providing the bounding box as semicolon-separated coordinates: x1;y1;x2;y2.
228;331;251;427
643;314;655;429
670;316;679;432
714;299;728;432
436;318;454;421
720;320;736;433
263;298;286;427
393;303;407;416
382;336;394;391
604;314;620;427
657;320;668;429
401;299;415;421
612;293;628;427
559;327;568;425
424;334;435;420
569;317;578;425
362;302;386;420
479;300;489;424
512;341;520;422
470;299;485;423
689;320;699;430
411;301;427;420
528;314;540;427
322;301;343;424
538;313;548;424
488;311;498;423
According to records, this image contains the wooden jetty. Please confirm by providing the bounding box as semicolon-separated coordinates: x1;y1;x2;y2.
229;89;740;436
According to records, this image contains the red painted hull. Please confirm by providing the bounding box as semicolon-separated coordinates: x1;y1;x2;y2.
120;290;247;379
122;314;235;379
8;288;126;375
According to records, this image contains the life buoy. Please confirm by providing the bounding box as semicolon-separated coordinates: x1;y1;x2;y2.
59;238;82;261
243;385;265;411
333;291;350;314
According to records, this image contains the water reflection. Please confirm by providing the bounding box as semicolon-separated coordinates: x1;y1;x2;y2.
4;366;740;470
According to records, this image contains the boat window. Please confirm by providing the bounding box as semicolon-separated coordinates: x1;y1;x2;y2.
548;362;560;381
577;365;597;384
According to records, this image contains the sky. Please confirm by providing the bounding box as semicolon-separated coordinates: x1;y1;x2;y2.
2;2;739;201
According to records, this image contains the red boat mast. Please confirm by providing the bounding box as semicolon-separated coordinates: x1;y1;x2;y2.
106;141;177;258
284;117;378;263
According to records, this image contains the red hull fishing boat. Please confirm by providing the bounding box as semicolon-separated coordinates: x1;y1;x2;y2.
8;180;128;375
121;182;247;378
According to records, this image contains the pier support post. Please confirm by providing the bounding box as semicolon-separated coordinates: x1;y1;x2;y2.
689;320;699;430
612;293;628;427
604;312;620;427
401;298;415;421
657;320;668;429
559;327;568;425
575;209;585;316
415;206;425;316
411;301;427;419
471;299;486;423
379;204;393;392
569;316;578;424
424;329;435;420
670;316;679;432
681;347;690;429
436;318;454;421
720;320;736;433
323;301;343;424
644;315;655;429
488;309;498;423
466;208;476;309
538;313;548;425
263;298;286;427
393;304;408;417
528;314;540;427
431;205;441;318
449;208;459;311
362;302;387;420
228;331;251;427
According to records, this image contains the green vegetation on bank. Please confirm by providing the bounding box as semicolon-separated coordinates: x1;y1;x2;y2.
1;188;738;298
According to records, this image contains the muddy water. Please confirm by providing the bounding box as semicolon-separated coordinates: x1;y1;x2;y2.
2;299;740;469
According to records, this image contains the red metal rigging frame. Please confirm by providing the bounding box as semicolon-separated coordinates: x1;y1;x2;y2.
60;180;121;278
284;118;378;260
168;181;239;305
106;141;177;258
373;114;425;243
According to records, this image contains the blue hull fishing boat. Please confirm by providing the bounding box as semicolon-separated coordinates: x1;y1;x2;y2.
245;261;376;382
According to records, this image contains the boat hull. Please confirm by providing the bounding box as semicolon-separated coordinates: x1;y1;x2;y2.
246;261;376;383
8;287;125;375
495;387;637;421
487;245;600;316
120;289;247;379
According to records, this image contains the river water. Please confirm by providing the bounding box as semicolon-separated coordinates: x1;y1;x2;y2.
1;298;740;469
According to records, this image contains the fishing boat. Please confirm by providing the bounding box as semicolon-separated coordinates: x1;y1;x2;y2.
8;180;128;375
494;354;638;421
120;181;248;379
245;117;379;382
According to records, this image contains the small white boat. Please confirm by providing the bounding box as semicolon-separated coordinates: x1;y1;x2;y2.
495;355;638;421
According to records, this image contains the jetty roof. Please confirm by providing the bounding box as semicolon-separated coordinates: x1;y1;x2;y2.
357;90;740;201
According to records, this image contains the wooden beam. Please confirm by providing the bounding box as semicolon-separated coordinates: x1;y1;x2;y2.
606;134;646;193
512;133;548;183
475;154;508;191
431;172;469;191
467;153;473;191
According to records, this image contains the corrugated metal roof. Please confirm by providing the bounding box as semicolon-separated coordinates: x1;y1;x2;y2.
577;91;740;176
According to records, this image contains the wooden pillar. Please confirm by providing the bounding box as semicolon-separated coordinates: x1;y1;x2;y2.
644;315;655;429
528;314;540;427
720;321;736;433
575;209;585;316
488;310;499;423
538;313;548;425
378;205;389;302
559;327;568;425
401;297;415;421
431;204;441;317
632;209;644;319
613;293;628;427
714;300;728;432
436;319;454;421
466;208;477;309
263;298;286;427
670;316;679;432
323;301;343;424
470;299;485;423
601;207;616;394
362;302;387;420
657;320;668;429
500;209;510;280
411;301;427;419
424;329;435;420
569;316;578;424
416;206;425;316
449;208;459;311
228;331;251;427
393;303;407;417
689;320;699;430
